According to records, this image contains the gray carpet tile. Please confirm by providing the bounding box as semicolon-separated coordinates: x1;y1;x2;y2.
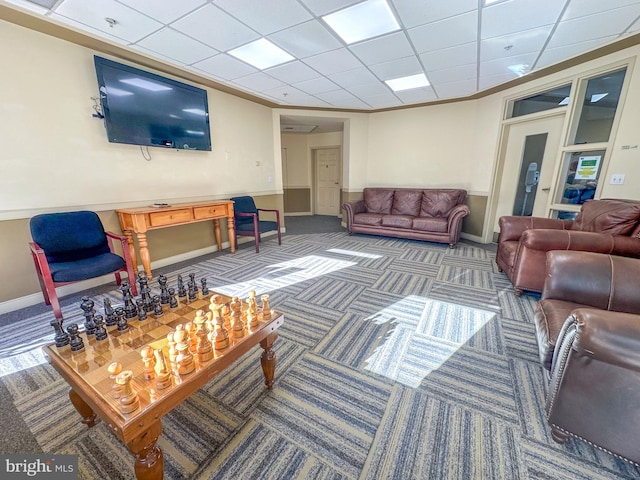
2;229;640;479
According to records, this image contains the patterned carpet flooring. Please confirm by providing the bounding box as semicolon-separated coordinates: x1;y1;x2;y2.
1;232;639;479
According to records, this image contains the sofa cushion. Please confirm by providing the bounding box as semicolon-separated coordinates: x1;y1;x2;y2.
571;199;640;235
353;213;383;226
420;190;466;218
412;216;448;233
391;190;422;216
382;215;414;228
364;189;394;214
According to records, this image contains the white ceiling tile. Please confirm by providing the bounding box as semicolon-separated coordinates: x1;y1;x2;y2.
347;82;392;97
394;0;477;29
135;28;218;65
536;36;619;69
562;0;640;20
49;13;130;45
361;93;403;109
213;0;312;35
394;86;437;104
303;48;363;76
234;72;285;92
478;73;517;91
408;11;477;53
293;76;341;94
118;0;207;24
268;20;342;59
547;7;640;48
481;25;552;62
329;67;379;88
192;54;258;80
434;79;477;99
265;61;320;83
263;85;327;106
316;89;361;103
481;0;565;39
349;31;414;65
369;56;423;80
129;44;190;66
299;0;362;16
54;0;163;42
427;63;476;85
172;4;259;51
480;52;537;78
420;42;477;72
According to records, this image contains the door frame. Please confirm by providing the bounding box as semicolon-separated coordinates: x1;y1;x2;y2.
311;146;342;216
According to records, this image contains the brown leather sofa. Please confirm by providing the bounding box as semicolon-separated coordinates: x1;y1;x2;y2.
342;188;469;248
534;250;640;465
496;198;640;295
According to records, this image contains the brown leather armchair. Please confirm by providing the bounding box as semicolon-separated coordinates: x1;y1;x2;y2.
534;251;640;465
496;198;640;295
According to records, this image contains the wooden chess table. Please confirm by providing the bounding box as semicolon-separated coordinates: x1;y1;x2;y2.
43;292;284;480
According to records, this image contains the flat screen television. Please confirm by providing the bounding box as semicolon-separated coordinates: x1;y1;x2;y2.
94;56;212;151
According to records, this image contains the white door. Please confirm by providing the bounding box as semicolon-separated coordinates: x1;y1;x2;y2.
315;148;341;215
495;114;565;226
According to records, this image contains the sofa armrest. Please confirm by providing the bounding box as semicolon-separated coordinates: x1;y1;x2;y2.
342;200;365;232
447;204;470;245
498;216;569;242
563;308;640;373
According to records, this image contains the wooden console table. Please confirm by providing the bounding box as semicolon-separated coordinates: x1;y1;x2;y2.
117;201;235;279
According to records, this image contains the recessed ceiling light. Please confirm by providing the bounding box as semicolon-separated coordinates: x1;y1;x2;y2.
229;38;294;70
120;78;172;92
385;73;430;92
558;96;570;106
591;93;608;103
484;0;507;5
507;64;529;77
99;86;132;97
323;0;399;44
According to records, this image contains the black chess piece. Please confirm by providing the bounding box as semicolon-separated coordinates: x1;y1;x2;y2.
120;281;137;319
103;298;117;327
67;323;84;352
168;287;178;308
137;271;149;295
117;311;129;332
177;274;187;298
187;274;198;301
136;298;147;321
80;296;96;336
115;307;127;331
158;274;170;305
200;278;209;296
50;317;69;348
153;295;164;317
94;314;108;341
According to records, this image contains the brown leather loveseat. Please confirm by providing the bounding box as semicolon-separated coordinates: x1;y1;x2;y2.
534;250;640;466
496;198;640;295
342;188;469;248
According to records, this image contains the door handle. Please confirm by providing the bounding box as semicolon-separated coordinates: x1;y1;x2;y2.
541;187;550;192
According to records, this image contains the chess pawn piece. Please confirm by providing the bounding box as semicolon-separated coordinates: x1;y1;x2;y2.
261;294;272;320
248;290;258;309
177;274;187;298
246;304;260;329
67;323;84;352
153;349;172;390
108;362;123;399
200;278;209;296
168;287;178;308
116;370;140;414
94;314;108;341
116;310;129;331
140;346;155;380
174;325;195;375
50;317;70;348
153;295;164;317
103;298;116;327
167;332;178;370
136;298;147;321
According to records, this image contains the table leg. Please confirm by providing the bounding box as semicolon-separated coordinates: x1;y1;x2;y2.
136;232;152;279
260;332;278;390
123;230;139;274
69;388;96;427
213;219;222;252
227;216;236;253
127;421;164;480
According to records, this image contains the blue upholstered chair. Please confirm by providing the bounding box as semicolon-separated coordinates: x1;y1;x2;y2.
29;211;137;319
230;196;281;253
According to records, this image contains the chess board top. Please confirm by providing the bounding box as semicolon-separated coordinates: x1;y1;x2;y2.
43;292;283;440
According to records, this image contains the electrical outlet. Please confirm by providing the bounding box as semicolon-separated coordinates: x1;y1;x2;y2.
610;174;625;185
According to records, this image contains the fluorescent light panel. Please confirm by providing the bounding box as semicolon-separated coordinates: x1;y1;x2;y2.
385;73;429;91
591;93;608;103
229;38;294;70
120;77;172;92
558;96;570;105
323;0;399;44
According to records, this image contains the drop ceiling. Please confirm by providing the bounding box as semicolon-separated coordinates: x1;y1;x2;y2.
4;0;640;111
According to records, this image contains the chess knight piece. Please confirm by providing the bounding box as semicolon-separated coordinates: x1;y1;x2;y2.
50;317;70;348
116;370;140;414
108;362;123;399
153;349;172;390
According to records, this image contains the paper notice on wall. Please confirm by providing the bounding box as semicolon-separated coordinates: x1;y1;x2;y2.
575;155;601;180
